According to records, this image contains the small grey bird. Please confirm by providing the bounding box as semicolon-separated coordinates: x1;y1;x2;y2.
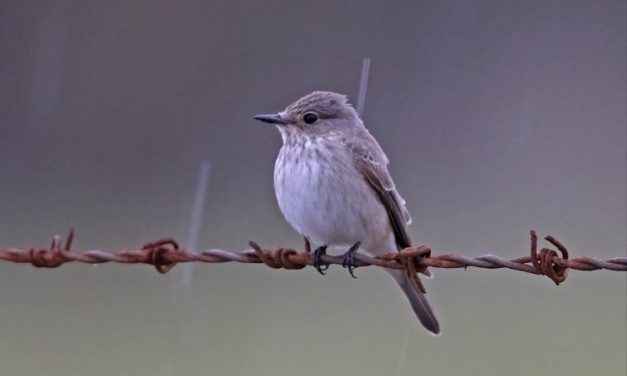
254;91;440;335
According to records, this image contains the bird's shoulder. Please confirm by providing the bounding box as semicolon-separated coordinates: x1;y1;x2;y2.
337;129;412;225
338;129;393;190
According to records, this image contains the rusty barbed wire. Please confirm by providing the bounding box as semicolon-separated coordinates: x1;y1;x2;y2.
0;230;625;286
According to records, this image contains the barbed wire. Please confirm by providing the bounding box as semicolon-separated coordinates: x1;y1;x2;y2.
0;230;625;287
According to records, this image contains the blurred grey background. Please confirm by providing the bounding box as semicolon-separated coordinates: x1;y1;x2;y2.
0;1;625;375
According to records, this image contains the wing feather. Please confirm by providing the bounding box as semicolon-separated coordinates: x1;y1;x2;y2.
343;133;412;250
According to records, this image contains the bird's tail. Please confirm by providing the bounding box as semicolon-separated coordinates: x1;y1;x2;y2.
388;268;441;335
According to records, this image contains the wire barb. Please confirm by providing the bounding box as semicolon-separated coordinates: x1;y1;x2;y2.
1;231;625;286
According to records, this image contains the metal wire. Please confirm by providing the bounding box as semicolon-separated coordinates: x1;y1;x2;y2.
1;230;625;286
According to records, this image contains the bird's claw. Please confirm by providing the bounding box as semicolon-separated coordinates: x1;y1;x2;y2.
312;245;329;275
342;241;361;278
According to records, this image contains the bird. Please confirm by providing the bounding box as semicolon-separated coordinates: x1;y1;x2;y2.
253;91;440;335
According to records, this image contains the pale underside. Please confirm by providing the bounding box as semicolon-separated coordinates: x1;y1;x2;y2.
274;132;410;254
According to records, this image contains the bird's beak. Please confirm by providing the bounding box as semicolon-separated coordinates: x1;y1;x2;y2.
253;113;288;125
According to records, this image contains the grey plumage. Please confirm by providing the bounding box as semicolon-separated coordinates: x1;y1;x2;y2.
254;91;440;335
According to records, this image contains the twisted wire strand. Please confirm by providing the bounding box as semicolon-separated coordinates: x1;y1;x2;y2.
1;230;625;286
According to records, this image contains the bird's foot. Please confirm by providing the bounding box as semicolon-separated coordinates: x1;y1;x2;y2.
342;241;361;278
312;245;329;275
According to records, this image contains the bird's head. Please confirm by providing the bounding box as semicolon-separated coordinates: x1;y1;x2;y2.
254;91;361;140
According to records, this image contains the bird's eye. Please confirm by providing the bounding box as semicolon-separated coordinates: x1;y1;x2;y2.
303;112;318;124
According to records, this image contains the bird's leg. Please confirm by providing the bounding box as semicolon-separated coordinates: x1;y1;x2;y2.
312;245;329;275
342;241;361;278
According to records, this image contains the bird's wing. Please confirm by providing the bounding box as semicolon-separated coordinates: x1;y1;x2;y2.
342;132;412;250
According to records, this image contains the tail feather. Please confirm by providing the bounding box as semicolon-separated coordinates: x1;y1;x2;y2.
367;228;439;334
389;269;440;335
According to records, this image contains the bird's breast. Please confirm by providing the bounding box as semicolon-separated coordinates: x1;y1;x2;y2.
273;138;389;248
